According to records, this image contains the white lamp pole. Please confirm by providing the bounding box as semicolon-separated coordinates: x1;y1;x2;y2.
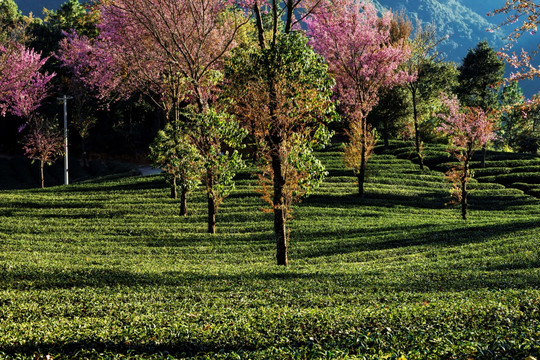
58;95;73;185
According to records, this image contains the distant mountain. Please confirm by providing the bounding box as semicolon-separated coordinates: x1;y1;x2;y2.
374;0;538;97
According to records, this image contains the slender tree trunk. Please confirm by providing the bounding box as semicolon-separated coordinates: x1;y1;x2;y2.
207;171;216;234
170;176;177;199
461;157;469;220
40;160;45;189
81;139;90;168
358;118;367;198
180;185;188;217
268;71;288;265
272;147;288;266
208;195;216;234
412;90;424;170
356;173;364;196
481;145;486;168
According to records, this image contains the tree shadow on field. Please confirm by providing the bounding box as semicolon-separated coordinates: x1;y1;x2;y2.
1;218;538;294
292;219;540;260
0;339;250;360
303;191;447;210
304;187;540;212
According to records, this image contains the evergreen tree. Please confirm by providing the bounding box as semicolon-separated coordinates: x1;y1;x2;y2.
457;41;505;110
457;40;504;165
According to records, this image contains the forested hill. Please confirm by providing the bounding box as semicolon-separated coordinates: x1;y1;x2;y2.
374;0;505;61
373;0;538;96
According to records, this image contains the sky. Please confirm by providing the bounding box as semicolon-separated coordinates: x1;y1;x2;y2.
15;0;66;17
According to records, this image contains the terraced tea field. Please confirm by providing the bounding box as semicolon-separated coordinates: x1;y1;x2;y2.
0;147;539;359
384;141;540;199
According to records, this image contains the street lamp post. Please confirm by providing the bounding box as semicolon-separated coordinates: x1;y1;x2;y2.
58;95;73;185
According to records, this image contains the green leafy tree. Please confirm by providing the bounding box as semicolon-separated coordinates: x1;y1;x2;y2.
457;41;505;110
411;60;459;142
401;22;458;169
500;83;540;153
184;107;247;234
498;81;525;150
369;11;413;151
149;118;204;216
226;31;335;265
0;0;22;43
368;86;410;150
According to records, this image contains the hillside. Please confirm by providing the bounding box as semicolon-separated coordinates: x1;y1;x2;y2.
375;0;505;61
1;148;540;358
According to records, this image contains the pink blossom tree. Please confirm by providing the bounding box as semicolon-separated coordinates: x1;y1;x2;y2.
58;0;249;234
489;1;539;86
0;43;58;188
437;93;497;220
22;117;64;188
306;0;415;197
0;43;54;121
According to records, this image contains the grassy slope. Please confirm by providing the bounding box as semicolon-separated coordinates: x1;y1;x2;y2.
0;146;539;359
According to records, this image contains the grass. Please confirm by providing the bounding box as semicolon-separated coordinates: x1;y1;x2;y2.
1;145;540;359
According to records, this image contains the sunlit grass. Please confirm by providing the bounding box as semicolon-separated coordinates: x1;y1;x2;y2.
0;146;539;359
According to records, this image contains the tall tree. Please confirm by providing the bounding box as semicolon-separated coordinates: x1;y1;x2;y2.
306;0;414;196
369;10;412;151
437;93;496;220
226;32;335;264
457;41;505;110
457;40;504;166
402;21;443;169
231;0;336;266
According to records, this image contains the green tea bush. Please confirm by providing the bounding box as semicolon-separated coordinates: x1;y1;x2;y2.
0;150;539;359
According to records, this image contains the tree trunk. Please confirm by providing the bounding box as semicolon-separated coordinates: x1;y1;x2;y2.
180;185;188;217
412;90;424;170
481;145;486;168
40;160;45;189
208;195;216;234
170;176;177;199
272;149;288;266
358;119;367;198
207;171;216;234
357;173;364;197
266;60;288;266
461;158;469;220
81;139;90;168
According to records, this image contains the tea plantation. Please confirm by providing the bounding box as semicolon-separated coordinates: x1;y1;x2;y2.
1;146;539;359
